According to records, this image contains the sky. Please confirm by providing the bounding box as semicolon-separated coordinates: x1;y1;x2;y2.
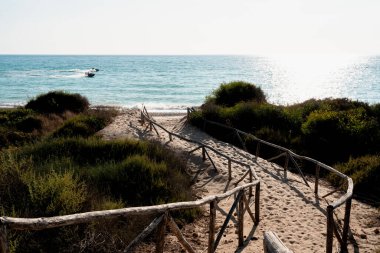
0;0;379;55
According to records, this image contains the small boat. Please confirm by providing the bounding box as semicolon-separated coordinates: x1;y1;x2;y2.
91;68;99;72
85;72;95;77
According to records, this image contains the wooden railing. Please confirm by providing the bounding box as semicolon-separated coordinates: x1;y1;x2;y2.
0;108;261;253
187;107;354;253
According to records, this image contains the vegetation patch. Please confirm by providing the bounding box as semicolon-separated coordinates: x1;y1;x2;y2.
0;91;196;251
25;90;89;114
206;81;266;107
190;81;380;205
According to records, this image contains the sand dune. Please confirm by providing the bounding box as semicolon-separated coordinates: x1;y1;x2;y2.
99;109;380;253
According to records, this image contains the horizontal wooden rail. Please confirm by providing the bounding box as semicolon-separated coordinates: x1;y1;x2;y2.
0;181;259;231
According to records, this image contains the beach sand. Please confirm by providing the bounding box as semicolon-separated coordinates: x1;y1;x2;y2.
99;109;380;253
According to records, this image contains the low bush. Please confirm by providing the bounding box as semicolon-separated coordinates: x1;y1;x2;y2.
190;82;380;204
329;155;380;203
301;108;379;161
51;115;108;138
206;81;266;107
1;136;195;251
25;91;89;114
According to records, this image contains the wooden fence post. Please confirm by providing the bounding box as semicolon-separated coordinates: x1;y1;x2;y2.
228;159;232;181
255;182;260;223
315;165;320;195
256;141;260;158
156;212;168;253
284;152;289;180
341;197;352;250
208;200;216;253
0;226;9;253
326;205;334;253
249;170;253;198
140;111;144;126
238;191;245;247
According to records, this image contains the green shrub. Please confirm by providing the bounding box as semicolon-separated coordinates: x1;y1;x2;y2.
13;138;192;207
370;103;380;123
51;115;107;138
15;116;42;132
90;155;182;205
1;137;196;251
207;81;266;107
25;91;89;114
329;155;380;201
301;108;379;161
23;170;88;216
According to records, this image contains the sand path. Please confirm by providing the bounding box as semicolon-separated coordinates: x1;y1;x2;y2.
99;110;380;253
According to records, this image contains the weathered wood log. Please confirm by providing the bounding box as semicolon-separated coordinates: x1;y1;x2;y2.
124;215;163;252
155;212;168;253
208;200;216;253
0;181;259;231
263;231;293;253
167;215;195;253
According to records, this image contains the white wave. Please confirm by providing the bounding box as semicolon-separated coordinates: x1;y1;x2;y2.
129;103;200;113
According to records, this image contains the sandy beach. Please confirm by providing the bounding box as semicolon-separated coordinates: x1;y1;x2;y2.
99;109;380;253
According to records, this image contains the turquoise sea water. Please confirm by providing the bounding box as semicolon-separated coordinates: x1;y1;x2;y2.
0;55;379;111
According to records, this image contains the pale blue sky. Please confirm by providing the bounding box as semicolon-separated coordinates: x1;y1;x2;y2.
0;0;379;55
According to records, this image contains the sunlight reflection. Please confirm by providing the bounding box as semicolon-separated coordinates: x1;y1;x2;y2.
264;54;369;105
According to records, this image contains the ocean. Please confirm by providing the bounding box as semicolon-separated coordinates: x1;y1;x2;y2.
0;55;379;111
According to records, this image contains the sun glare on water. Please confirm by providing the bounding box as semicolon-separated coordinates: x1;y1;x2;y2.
264;54;369;105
